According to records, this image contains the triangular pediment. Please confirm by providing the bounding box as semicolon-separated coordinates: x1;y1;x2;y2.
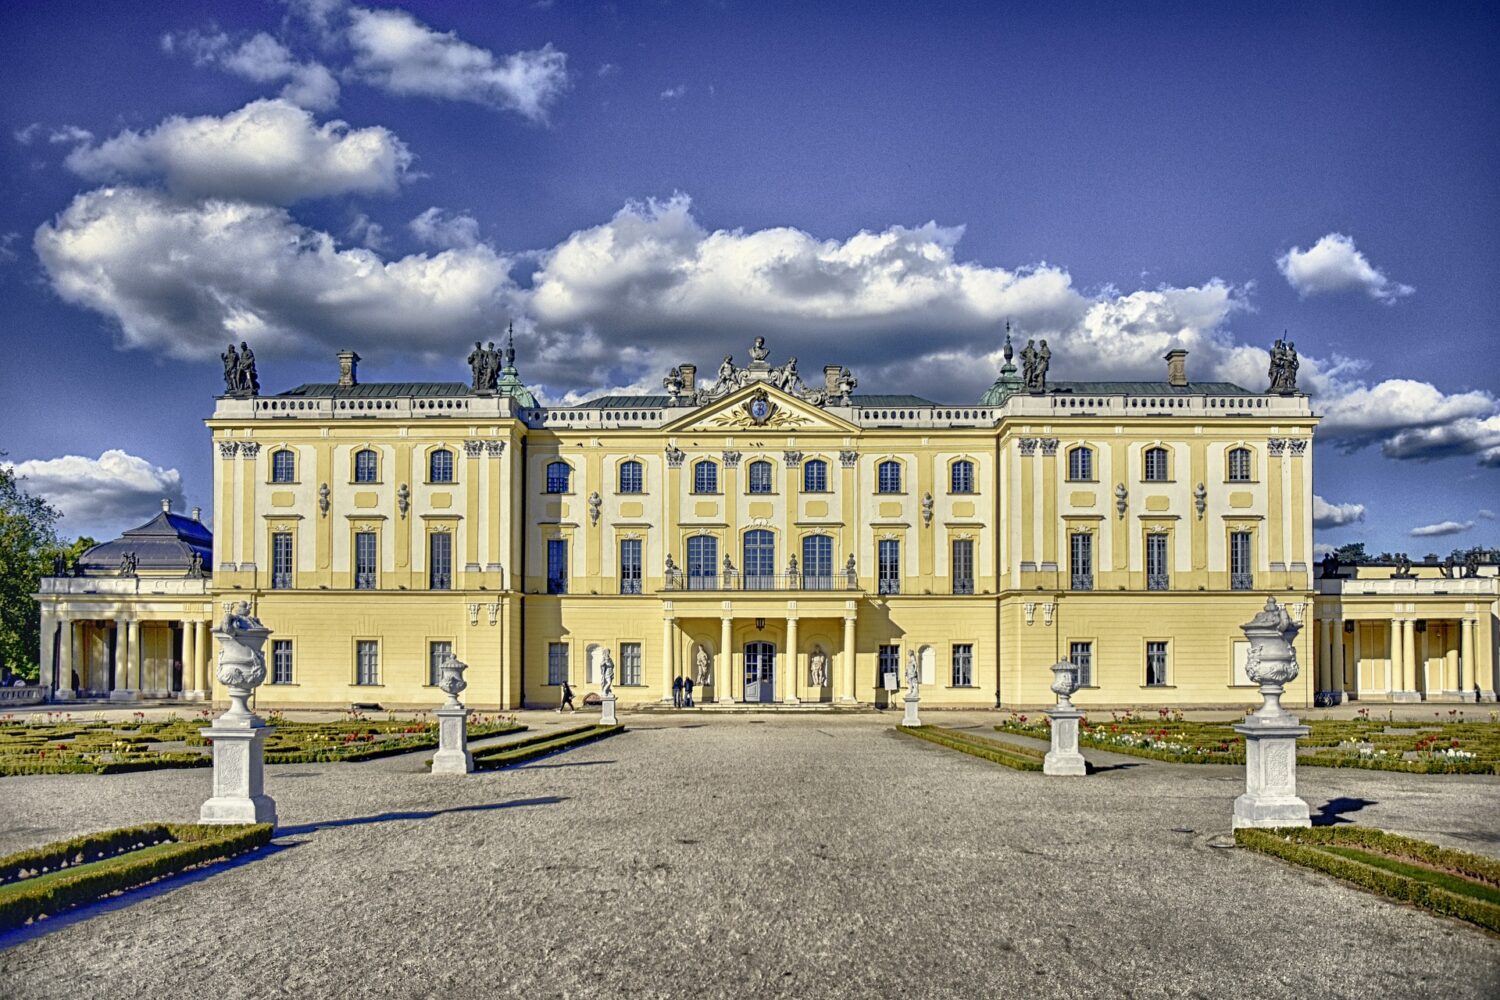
662;384;858;434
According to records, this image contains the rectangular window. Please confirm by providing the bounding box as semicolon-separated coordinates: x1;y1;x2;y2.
354;532;377;590
429;532;452;590
878;644;900;687
428;640;452;686
748;461;773;494
272;450;295;483
878;539;900;595
694;462;718;494
1144;448;1168;482
355;640;379;685
951;644;973;687
619;461;643;494
271;532;293;590
1069;641;1092;687
547;642;569;685
803;460;827;492
429;450;454;483
1068;447;1093;481
802;534;833;590
621;642;642;685
877;461;902;493
1230;531;1253;590
687;535;718;590
1228;449;1252;482
619;538;642;594
545;462;570;493
271;639;293;685
950;461;974;494
547;539;568;595
951;539;974;594
1146;641;1169;686
1069;533;1093;591
1146;533;1169;591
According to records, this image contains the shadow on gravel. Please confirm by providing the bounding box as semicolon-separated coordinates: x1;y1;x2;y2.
515;759;615;771
1312;796;1376;826
0;841;299;951
1084;762;1142;775
276;796;567;836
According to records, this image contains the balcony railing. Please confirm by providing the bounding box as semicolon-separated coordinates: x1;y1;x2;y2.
619;578;643;595
1230;572;1254;591
354;572;377;590
1070;573;1094;592
877;577;900;595
1146;573;1169;591
663;573;860;593
952;579;975;595
271;573;293;590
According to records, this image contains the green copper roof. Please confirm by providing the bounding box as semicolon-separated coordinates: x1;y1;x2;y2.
495;367;537;408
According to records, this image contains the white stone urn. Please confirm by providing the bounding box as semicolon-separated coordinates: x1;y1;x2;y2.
1049;660;1079;710
201;602;276;825
432;652;473;775
1241;596;1301;721
213;601;270;724
436;652;469;709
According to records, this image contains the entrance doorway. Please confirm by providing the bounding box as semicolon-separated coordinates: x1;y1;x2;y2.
744;641;776;703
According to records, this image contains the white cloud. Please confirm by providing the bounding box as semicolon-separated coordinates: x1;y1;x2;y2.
63;99;412;204
1277;233;1413;304
35;185;518;360
1479;509;1497;520
598;63;619;78
409;207;482;249
14;123;93;146
1312;495;1366;530
660;85;686;100
164;29;339;111
3;450;185;538
346;211;386;250
0;232;19;265
345;6;569;122
1410;520;1474;538
1314;379;1496;442
1377;413;1500;465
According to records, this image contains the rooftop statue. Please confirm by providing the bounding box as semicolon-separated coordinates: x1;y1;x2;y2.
1268;336;1299;394
467;340;498;392
221;341;260;398
1319;552;1340;580
1021;338;1050;392
683;337;854;407
749;336;770;363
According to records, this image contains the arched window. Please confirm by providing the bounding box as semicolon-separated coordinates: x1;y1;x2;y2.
1143;446;1169;482
1067;446;1093;482
802;459;828;493
1227;447;1252;482
428;449;454;483
877;460;902;494
354;449;378;483
545;461;571;494
271;449;295;483
693;460;719;494
743;529;775;588
950;459;975;494
619;460;643;494
747;460;773;494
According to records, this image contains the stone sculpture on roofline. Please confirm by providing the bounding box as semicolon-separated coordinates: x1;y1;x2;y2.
221;342;260;398
1268;335;1300;394
663;337;857;407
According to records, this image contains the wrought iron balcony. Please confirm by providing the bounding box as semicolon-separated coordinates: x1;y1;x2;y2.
546;577;568;595
1070;573;1094;592
662;573;860;593
1230;572;1254;591
271;573;293;591
354;572;377;590
1146;573;1169;591
877;577;901;595
952;579;975;595
619;578;643;595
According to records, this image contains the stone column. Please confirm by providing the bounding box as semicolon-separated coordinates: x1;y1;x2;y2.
661;616;676;704
1388;620;1404;699
1396;618;1419;702
1350;622;1362;698
840;615;857;704
783;617;800;705
1331;621;1346;697
1459;618;1473;699
110;620;136;701
1444;625;1460;698
55;618;74;699
1418;623;1430;699
182;620;199;700
718;616;734;703
197;621;213;699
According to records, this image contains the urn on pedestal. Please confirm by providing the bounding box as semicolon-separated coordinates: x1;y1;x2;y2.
199;602;277;825
1232;597;1311;829
1044;660;1087;776
431;652;473;775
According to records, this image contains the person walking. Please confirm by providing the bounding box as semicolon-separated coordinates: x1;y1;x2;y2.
559;679;576;713
683;674;695;708
672;674;684;708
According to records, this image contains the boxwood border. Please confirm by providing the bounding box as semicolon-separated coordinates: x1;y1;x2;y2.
900;725;1045;772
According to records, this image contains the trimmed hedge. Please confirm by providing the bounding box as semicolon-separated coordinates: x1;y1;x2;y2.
0;823;273;930
901;726;1045;771
467;724;623;771
1236;827;1500;935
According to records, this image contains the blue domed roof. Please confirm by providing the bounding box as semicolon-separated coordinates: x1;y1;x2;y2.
75;509;213;575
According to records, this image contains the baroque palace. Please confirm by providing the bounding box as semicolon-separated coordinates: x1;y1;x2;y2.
34;332;1500;709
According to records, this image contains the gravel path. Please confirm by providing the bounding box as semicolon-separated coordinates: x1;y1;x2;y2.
1;711;1496;999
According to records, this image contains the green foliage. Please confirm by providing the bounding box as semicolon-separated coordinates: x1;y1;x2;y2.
0;459;61;682
0;822;273;929
1235;826;1500;934
464;724;622;771
899;725;1045;771
1333;542;1367;564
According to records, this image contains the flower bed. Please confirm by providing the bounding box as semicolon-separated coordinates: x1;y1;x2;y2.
462;724;623;771
0;822;273;929
898;725;1045;772
1235;826;1500;934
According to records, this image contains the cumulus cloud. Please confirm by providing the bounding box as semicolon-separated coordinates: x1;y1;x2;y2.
1410;520;1474;538
660;85;686;100
1376;414;1500;466
164;29;339;110
1277;233;1413;304
345;6;569;121
63;99;411;205
35;185;518;360
409;207;481;249
1312;495;1366;530
4;450;185;538
14;123;94;146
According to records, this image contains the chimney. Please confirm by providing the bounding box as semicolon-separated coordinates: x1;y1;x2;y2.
1164;349;1188;387
679;364;696;393
337;350;361;387
824;365;841;392
191;506;202;522
161;498;172;513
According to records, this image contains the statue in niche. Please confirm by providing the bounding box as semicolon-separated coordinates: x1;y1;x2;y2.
809;647;828;688
1268;336;1300;394
695;645;711;687
905;651;920;696
749;336;770;363
599;650;615;698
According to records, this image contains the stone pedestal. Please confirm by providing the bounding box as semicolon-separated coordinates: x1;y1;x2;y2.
431;704;473;775
199;718;277;825
1232;716;1311;828
902;693;920;727
600;694;618;727
1390;690;1421;703
1044;708;1087;776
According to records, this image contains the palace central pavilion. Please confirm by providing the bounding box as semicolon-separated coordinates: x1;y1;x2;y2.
35;335;1499;709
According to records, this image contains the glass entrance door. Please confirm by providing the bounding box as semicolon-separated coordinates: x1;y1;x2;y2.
744;641;776;703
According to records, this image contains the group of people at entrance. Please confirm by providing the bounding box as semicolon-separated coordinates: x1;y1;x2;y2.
672;674;696;708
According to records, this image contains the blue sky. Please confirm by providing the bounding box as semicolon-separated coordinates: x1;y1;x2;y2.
1;0;1496;551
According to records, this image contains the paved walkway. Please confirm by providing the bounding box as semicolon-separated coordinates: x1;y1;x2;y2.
1;713;1496;998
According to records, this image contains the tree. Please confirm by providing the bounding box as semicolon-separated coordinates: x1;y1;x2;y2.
1333;542;1367;564
0;458;60;683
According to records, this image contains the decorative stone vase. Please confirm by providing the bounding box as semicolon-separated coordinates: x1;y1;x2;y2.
436;652;469;710
1241;597;1300;721
432;653;473;775
1232;597;1310;829
1045;660;1087;776
200;603;277;825
1049;660;1079;711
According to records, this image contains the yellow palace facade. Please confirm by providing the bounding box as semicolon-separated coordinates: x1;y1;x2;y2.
52;332;1498;710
